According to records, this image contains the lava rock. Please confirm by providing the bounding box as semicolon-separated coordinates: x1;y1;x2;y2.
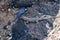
12;19;32;40
39;3;59;16
8;0;33;8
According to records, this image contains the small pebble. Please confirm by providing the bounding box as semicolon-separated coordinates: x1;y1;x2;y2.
8;8;11;12
6;34;12;40
7;20;11;25
6;34;12;37
3;25;8;30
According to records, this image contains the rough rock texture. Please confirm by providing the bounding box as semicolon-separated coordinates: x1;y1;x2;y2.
0;0;60;40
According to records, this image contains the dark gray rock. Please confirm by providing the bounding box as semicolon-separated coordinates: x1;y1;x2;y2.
39;3;59;16
9;0;33;8
12;19;32;40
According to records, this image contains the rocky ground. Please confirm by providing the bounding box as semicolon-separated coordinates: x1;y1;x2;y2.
0;0;60;40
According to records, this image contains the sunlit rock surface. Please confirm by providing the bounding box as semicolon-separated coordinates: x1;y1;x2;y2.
0;0;60;40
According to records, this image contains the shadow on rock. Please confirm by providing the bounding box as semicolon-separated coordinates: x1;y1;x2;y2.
11;19;32;40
